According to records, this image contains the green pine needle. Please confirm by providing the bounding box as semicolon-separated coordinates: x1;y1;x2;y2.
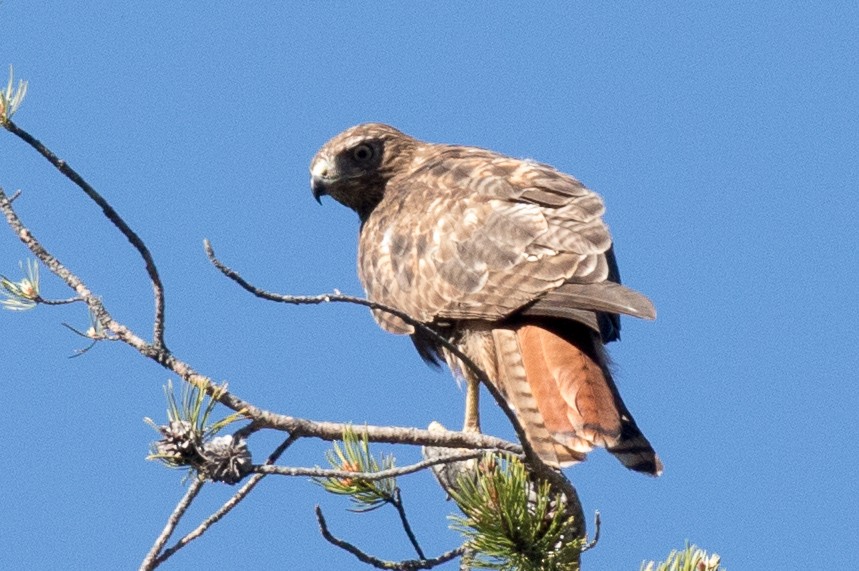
449;454;582;571
314;426;397;512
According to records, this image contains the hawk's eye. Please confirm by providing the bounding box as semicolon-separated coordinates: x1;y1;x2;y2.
352;143;375;162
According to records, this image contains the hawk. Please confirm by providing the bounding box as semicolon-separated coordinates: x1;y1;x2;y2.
310;123;661;475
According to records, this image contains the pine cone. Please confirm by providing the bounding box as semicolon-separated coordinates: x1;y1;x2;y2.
200;435;252;484
154;420;202;465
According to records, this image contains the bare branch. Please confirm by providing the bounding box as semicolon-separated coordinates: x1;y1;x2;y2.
139;477;205;571
3;120;167;347
204;238;470;358
315;505;465;570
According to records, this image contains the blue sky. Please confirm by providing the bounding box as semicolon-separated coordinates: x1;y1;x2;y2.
1;3;856;569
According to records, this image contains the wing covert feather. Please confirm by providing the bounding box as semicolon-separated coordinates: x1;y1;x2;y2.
358;146;654;334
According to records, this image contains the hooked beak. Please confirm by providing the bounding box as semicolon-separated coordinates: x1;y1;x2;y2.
310;176;327;204
310;158;332;204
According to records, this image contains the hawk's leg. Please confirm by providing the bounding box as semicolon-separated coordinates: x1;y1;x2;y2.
463;376;481;433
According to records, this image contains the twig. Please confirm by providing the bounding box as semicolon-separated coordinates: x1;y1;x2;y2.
315;505;465;570
3;120;168;348
36;295;83;305
152;434;301;566
581;511;602;552
139;477;205;571
256;449;496;481
204;240;483;383
392;488;425;560
231;420;264;440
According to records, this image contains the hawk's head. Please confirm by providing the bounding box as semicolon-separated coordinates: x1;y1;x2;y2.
310;123;417;220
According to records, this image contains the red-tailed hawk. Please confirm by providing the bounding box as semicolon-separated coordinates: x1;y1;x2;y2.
311;123;661;475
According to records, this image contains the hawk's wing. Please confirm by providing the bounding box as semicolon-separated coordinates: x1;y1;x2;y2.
358;146;654;336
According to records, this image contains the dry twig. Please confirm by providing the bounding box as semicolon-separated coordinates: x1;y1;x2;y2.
315;505;466;570
139;477;205;571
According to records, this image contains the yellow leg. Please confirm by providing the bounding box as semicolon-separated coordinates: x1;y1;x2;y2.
463;376;481;433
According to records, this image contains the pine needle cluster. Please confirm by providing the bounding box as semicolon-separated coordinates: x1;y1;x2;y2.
449;454;583;571
1;259;39;311
641;543;723;571
145;380;248;483
0;65;27;125
314;426;397;512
